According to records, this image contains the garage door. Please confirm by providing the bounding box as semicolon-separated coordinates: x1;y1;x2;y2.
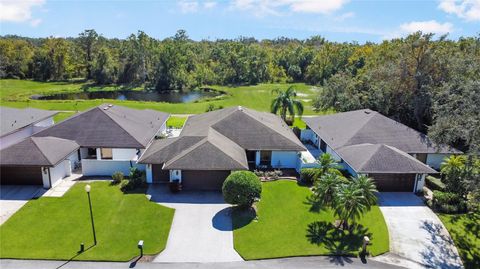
0;166;43;185
371;173;416;192
182;170;231;190
152;164;170;183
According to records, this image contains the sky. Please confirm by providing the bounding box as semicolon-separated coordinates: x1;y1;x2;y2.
0;0;479;43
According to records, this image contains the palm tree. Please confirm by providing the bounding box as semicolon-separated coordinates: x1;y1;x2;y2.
441;155;467;196
352;175;378;210
334;183;368;231
316;153;342;179
271;86;304;123
312;173;343;209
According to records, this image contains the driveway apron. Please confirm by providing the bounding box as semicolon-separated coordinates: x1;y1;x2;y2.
148;185;243;263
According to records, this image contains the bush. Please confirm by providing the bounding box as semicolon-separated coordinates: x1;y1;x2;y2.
426;176;445;191
111;171;124;185
121;167;146;192
222;171;262;208
300;168;317;184
432;191;467;213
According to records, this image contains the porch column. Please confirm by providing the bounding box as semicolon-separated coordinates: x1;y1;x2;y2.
146;164;153;183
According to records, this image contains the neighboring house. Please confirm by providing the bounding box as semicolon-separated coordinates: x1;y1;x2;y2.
0;137;79;188
0;107;57;150
139;106;306;190
33;104;169;177
302;109;460;192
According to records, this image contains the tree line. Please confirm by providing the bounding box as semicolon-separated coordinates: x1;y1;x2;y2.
0;30;478;153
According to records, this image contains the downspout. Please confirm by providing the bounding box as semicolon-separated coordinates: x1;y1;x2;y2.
48;167;52;189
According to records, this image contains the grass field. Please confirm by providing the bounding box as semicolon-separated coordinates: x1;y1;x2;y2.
0;182;175;261
166;116;188;128
438;213;479;269
0;79;328;118
232;180;389;260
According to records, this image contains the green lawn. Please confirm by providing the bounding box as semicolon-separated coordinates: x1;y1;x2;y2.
166;116;188;128
438;213;479;269
0;182;175;261
0;79;330;116
53;111;76;123
232;180;389;260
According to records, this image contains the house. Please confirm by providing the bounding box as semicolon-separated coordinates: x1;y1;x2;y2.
0;107;57;150
33;104;169;177
302;109;460;192
0;137;79;188
139;106;306;190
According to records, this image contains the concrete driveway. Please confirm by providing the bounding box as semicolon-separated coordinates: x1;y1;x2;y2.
148;185;243;263
0;185;43;225
374;193;462;269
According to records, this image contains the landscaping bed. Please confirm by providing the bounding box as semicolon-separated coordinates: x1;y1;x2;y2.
0;182;174;261
232;180;389;260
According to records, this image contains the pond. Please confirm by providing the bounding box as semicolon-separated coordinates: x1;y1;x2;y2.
31;89;221;103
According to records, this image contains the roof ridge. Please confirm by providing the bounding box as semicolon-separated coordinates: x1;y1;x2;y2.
239;109;303;148
343;111;378;147
163;136;209;167
352;143;380;171
33;106;99;138
30;137;54;165
207;128;246;166
98;107;146;148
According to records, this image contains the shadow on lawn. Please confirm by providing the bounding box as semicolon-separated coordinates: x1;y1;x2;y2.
231;206;257;230
306;221;371;256
55;244;95;269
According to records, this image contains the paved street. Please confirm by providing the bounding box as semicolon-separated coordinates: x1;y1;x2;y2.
0;256;405;269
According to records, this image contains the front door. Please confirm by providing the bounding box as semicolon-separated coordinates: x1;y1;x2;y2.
260;151;272;166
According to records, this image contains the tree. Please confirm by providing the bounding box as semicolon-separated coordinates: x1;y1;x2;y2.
441;155;467;197
78;29;99;79
312;173;343;209
352;175;378;210
334;183;368;230
270;85;304;123
315;153;342;179
222;171;262;208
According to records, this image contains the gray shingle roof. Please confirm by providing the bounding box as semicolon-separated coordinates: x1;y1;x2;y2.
304;109;460;154
0;136;79;167
0;107;58;137
337;143;437;174
138;136;204;164
34;104;169;148
163;129;248;170
182;106;305;151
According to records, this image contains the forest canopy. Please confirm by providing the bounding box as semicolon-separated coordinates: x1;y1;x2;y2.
0;30;479;153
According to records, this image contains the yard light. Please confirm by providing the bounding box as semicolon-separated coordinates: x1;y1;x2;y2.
362;236;370;254
138;240;144;257
85;184;97;245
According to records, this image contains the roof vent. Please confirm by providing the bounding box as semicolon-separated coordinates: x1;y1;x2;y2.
238;106;243;111
364;110;371;114
103;107;109;110
108;104;113;107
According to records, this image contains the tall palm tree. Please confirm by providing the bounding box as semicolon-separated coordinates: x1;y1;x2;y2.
316;153;342;179
441;155;467;195
271;86;304;123
334;183;368;231
312;173;343;209
352;175;378;210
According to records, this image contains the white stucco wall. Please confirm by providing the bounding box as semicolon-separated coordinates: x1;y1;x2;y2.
0;126;34;150
426;154;450;170
300;129;314;142
326;145;342;162
49;160;70;187
146;164;153;183
41;167;50;188
112;148;138;160
82;159;145;176
271;151;298;168
65;151;79;170
170;170;181;182
414;174;426;192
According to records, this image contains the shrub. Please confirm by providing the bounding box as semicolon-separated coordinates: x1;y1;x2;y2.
111;171;124;185
426;176;445;191
300;168;317;184
121;167;146;192
432;190;467;213
222;171;262;208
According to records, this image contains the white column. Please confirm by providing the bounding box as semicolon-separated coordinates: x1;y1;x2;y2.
146;164;153;183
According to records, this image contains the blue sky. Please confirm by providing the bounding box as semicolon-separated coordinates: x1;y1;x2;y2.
1;0;479;42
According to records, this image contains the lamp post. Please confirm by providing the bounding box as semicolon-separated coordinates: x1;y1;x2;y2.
85;184;97;245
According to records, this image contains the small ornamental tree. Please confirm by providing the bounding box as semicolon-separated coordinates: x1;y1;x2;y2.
222;171;262;208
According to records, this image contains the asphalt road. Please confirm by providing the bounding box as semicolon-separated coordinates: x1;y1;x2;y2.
0;256;406;269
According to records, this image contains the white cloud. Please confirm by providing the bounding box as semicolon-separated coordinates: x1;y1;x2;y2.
231;0;349;16
438;0;480;21
0;0;45;25
204;1;217;9
334;11;355;21
178;1;199;14
400;20;454;34
30;18;42;27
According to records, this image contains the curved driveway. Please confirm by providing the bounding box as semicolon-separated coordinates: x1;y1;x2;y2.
374;193;462;269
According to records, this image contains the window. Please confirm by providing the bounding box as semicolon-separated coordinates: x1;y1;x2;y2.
101;148;113;159
87;148;97;159
320;139;327;152
260;151;272;165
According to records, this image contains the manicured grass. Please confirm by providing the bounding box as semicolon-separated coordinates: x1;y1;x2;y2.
232;180;389;260
53;111;76;123
438;213;479;269
292;118;307;129
0;79;328;115
0;182;174;261
166;116;188;128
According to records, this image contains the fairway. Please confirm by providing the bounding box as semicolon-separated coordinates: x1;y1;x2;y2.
0;79;326;115
0;182;175;261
